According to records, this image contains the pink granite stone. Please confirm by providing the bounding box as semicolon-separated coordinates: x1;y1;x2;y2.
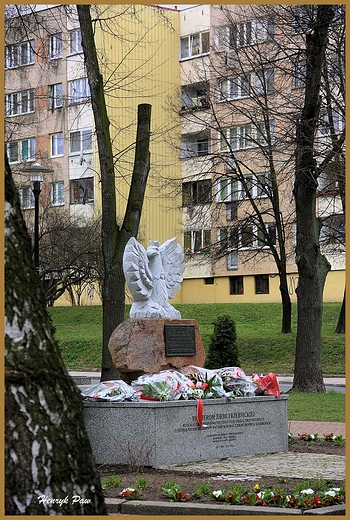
108;319;206;384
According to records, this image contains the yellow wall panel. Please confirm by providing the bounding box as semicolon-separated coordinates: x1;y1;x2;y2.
94;5;182;247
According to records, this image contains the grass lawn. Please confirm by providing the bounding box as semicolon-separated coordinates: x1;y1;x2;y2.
287;391;345;422
49;302;345;375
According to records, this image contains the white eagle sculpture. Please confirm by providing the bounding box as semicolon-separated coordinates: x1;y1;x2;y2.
123;237;185;319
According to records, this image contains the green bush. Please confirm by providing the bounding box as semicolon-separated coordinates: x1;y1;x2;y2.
205;314;239;369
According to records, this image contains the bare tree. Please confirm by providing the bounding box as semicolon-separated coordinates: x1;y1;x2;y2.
292;5;337;392
21;202;103;305
5;156;106;515
177;4;344;343
77;5;152;381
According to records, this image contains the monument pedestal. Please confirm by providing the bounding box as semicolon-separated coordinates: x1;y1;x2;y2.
108;318;206;384
83;395;289;466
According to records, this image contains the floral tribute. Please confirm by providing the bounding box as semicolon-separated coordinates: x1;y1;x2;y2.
210;486;345;510
81;365;281;402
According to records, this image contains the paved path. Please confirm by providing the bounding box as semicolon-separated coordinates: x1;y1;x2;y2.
160;451;345;481
288;420;345;437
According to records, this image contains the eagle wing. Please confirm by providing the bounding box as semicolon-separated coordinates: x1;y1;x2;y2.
159;237;185;299
123;237;153;301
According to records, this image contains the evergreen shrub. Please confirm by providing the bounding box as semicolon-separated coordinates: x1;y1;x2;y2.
204;314;239;369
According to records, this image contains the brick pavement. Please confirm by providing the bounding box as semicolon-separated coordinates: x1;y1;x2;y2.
288;420;345;437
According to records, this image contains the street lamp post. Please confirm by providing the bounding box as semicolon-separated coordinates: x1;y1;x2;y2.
22;163;54;274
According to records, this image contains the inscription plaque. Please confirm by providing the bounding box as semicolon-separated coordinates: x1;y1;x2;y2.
164;324;196;356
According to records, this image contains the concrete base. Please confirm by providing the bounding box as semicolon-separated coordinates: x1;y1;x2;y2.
83;395;288;466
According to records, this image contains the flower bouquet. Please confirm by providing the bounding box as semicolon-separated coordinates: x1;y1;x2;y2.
251;373;281;397
131;370;192;401
80;380;135;401
183;367;227;399
216;366;256;396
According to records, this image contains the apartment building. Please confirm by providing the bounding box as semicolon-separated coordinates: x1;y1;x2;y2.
5;4;182;306
177;4;345;305
5;5;94;221
5;4;344;306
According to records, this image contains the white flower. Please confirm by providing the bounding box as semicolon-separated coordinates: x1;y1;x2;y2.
257;492;266;499
212;490;223;498
192;388;204;398
324;490;336;497
300;488;314;495
331;487;341;492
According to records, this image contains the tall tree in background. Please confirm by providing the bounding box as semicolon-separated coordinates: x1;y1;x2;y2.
5;157;106;515
77;5;152;381
292;5;336;392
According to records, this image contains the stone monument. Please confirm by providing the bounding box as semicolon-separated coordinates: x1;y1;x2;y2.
108;237;206;382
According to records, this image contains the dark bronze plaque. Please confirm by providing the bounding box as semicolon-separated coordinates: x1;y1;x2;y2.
164;324;196;356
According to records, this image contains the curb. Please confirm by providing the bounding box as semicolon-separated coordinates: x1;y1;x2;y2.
105;498;345;516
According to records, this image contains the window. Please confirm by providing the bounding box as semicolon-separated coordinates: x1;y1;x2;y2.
218;74;249;101
204;277;214;285
251;68;274;95
319;110;345;137
218;226;239;249
5;89;35;116
19;186;35;209
182;179;212;205
230;276;243;294
216;175;241;202
219;121;274;151
183;229;211;253
21;138;36;162
228;250;238;269
68;78;90;104
6;138;35;163
69;128;92;154
292;6;313;34
181;83;209;110
51;181;65;206
5;40;34;68
320;214;345;245
51;132;64;157
48;83;63;110
181;134;210;158
293;60;306;89
49;33;62;59
6;141;19;163
251;18;275;44
216;173;270;202
225;201;238;221
241;224;254;248
215;18;274;51
180;30;210;59
70;177;94;204
257;223;277;247
255;274;269;294
69;29;82;54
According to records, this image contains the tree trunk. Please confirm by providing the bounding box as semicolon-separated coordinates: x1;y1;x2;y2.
77;5;120;381
292;5;334;393
77;5;152;381
101;103;152;381
5;158;106;515
335;290;345;334
279;272;292;333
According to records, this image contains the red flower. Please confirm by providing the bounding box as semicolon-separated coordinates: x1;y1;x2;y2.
313;496;322;507
202;383;209;390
